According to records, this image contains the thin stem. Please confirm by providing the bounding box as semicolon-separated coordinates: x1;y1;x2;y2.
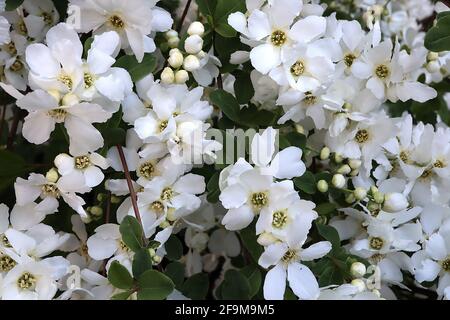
176;0;192;33
116;145;147;244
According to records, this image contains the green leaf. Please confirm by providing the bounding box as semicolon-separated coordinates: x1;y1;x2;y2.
233;70;255;104
83;37;94;58
137;270;174;300
132;249;153;279
5;0;24;10
239;223;263;263
280;132;307;149
210;89;241;122
240;266;262;298
165;235;183;261
114;53;157;82
165;262;185;288
315;203;337;217
119;216;144;252
181;273;210;300
196;0;217;17
425;14;450;52
294;171;316;195
214;0;245;37
111;290;134;300
0;150;29;191
108;261;134;290
221;269;251;300
316;223;341;252
206;171;220;203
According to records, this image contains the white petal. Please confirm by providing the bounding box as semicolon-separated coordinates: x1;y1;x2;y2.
300;241;332;261
222;205;254;231
289;16;326;43
263;264;286;300
269;147;305;179
287;263;319;300
250;44;280;75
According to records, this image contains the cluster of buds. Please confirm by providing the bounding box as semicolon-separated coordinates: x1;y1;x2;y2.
363;4;384;29
161;21;206;85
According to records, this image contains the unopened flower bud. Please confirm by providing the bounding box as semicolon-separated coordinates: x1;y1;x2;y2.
161;67;175;84
166;209;177;222
383;193;408;212
348;159;362;169
354;187;367;201
350;262;367;278
167;37;180;48
257;232;277;246
295;124;305;134
165;30;178;39
187;21;205;36
90;206;103;217
334;153;343;164
373;191;385;204
367;201;380;212
46;168;59;183
197;50;207;59
427;51;439;61
159;221;171;229
148;248;156;257
337;164;351;175
370;186;378;195
426;61;440;73
351;279;366;293
320;147;330;160
111;196;121;204
317;180;329;193
168;51;184;68
152;255;162;264
345;193;356;203
184;35;204;54
349;169;359;177
183;55;200;71
175;70;189;84
332;174;346;189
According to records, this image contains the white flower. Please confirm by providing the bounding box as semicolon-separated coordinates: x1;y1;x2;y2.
259;239;331;300
86;224;131;262
0;16;10;44
69;0;173;62
54;152;109;188
14;172;90;218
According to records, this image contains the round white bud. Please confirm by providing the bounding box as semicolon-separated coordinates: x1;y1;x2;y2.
165;30;178;39
350;262;367;278
373;191;385;204
90;206;103;217
354;187;367;201
383;192;409;212
184;35;204;54
332;174;346;189
187;21;205;36
320;147;331;160
334;153;343;164
317;180;329;193
337;164;351;175
183;55;201;71
348;159;362;169
175;70;189;84
257;233;277;246
197;50;207;59
168;51;184;68
427;51;439;61
295;124;305;134
427;61;440;73
167;37;180;48
45;168;59;183
351;279;366;293
161;67;175;84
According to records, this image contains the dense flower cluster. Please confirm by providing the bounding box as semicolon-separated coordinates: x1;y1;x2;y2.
0;0;449;300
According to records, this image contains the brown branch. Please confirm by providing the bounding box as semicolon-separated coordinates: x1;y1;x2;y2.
176;0;193;33
116;145;147;244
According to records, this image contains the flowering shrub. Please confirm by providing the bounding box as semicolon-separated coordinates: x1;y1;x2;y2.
0;0;450;300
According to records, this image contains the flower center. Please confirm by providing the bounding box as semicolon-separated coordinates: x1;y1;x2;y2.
47;109;68;121
41;12;53;26
10;59;24;72
290;61;305;77
58;74;73;90
41;184;60;198
161;188;174;201
399;151;409;162
159;120;169;132
434;160;446;168
0;255;16;272
369;237;384;250
375;64;390;79
17;272;37;290
5;42;17;55
18;20;27;36
84;72;94;88
282;249;298;264
355;129;369;143
151;201;165;214
251;192;268;209
1;235;11;248
420;169;434;180
139;162;155;179
109;15;125;29
119;240;130;252
344;53;356;67
272;210;288;229
270;30;287;47
75;155;91;170
304;92;317;106
441;258;450;272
